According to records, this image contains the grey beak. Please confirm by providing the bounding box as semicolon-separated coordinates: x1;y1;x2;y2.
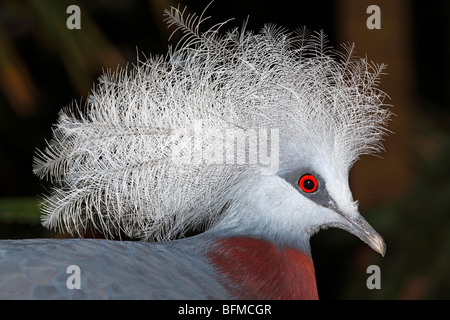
339;211;386;256
326;202;386;256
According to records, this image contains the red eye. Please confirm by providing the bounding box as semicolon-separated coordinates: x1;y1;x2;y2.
299;174;318;193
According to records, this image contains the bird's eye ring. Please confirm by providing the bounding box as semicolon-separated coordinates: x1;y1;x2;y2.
299;174;318;193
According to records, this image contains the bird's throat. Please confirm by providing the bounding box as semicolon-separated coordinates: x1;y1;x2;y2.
208;237;318;300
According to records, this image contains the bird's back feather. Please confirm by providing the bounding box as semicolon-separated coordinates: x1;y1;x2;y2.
0;237;228;299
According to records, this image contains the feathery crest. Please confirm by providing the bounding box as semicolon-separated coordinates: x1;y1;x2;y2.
33;6;391;241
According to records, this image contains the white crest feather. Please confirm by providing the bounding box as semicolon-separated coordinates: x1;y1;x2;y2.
33;6;391;241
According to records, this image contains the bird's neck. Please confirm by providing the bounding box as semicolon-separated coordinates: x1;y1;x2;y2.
207;236;318;300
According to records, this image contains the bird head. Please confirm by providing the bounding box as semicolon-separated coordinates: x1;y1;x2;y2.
276;162;385;255
33;6;390;256
212;143;386;256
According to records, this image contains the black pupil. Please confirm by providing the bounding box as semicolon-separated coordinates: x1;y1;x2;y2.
303;179;315;190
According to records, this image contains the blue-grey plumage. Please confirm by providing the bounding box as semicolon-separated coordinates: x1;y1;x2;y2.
0;235;229;299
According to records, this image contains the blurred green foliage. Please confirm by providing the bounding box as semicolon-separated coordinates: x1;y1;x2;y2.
0;197;40;224
0;0;124;116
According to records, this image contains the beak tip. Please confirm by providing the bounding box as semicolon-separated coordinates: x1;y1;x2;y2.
380;242;386;257
378;244;386;257
330;205;387;257
369;234;386;257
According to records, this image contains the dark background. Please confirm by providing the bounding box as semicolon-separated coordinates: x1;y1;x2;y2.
0;0;448;299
